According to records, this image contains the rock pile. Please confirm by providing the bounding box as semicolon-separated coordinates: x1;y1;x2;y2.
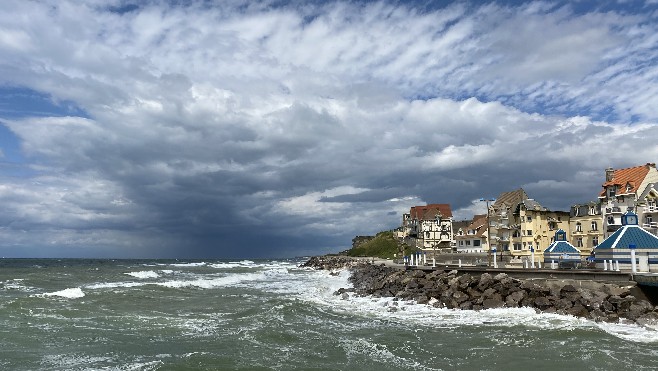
299;255;360;271
303;256;658;326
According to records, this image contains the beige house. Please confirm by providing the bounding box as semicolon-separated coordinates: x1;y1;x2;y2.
454;214;488;253
509;199;570;262
569;201;603;258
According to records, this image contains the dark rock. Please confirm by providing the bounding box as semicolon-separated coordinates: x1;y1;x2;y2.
534;297;552;310
483;298;505;309
567;303;589;317
636;312;658;328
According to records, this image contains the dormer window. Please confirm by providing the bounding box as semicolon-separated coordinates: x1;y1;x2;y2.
608;187;616;198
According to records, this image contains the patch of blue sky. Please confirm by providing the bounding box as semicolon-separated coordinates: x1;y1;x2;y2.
0;86;88;120
0;86;87;176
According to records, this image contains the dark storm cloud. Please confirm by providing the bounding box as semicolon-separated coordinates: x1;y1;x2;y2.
0;0;657;257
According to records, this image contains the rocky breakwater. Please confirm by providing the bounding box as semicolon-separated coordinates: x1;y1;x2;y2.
303;256;658;327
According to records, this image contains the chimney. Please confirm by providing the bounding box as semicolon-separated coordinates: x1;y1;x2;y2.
605;167;614;182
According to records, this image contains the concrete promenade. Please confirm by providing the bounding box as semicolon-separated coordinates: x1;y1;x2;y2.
356;257;633;283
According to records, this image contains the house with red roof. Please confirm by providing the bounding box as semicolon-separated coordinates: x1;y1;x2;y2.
599;163;658;239
402;204;454;251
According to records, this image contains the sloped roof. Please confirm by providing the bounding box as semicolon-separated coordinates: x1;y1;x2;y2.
516;199;547;212
544;241;580;255
466;214;488;237
595;225;658;250
409;204;453;220
600;164;653;197
638;183;658;200
493;189;528;210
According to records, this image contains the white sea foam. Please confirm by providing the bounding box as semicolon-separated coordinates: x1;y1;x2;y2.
340;337;440;371
169;262;207;267
125;271;159;279
157;271;267;289
39;287;85;299
291;268;658;344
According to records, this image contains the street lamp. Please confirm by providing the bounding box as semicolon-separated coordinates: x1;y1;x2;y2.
480;198;496;267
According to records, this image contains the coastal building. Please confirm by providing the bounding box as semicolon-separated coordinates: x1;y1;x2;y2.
594;211;658;272
404;204;454;252
543;229;581;266
509;199;570;262
454;214;488;253
487;189;529;257
637;182;658;236
569;201;603;258
599;163;658;239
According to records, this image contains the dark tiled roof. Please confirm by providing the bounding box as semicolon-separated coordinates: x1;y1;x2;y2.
493;189;528;210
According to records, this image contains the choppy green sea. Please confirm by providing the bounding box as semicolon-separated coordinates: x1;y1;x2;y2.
1;258;658;370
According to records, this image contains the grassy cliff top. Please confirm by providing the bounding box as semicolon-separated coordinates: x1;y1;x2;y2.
344;231;409;259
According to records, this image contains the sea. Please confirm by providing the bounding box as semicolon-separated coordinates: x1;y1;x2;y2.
1;259;658;371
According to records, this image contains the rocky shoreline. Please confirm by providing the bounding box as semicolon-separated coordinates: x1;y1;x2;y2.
301;256;658;327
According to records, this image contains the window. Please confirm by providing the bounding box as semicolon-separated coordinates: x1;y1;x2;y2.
513;243;522;251
577;238;583;248
593;237;599;246
426;231;430;238
527;216;532;222
608;187;616;198
576;222;582;232
528;242;533;250
513;230;520;238
591;221;598;231
647;215;654;224
527;230;532;236
607;216;615;225
466;240;471;246
473;240;481;247
523;242;527;248
589;206;596;215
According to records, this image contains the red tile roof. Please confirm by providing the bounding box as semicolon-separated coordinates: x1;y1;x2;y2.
600;163;655;197
409;204;453;219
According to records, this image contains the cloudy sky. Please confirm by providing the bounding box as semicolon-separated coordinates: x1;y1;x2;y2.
1;0;658;258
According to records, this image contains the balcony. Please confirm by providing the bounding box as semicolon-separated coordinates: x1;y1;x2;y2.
606;207;623;214
643;222;658;230
644;206;658;214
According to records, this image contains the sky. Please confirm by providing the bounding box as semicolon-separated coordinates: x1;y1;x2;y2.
1;0;658;258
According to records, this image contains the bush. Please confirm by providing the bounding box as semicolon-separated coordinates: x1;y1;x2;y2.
344;231;406;259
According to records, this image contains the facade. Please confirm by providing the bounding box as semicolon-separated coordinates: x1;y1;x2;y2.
569;201;603;258
637;182;658;236
404;204;454;251
594;211;658;272
599;163;658;239
509;199;570;262
487;189;529;255
454;215;488;253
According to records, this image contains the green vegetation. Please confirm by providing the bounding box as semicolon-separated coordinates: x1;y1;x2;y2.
345;231;413;259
